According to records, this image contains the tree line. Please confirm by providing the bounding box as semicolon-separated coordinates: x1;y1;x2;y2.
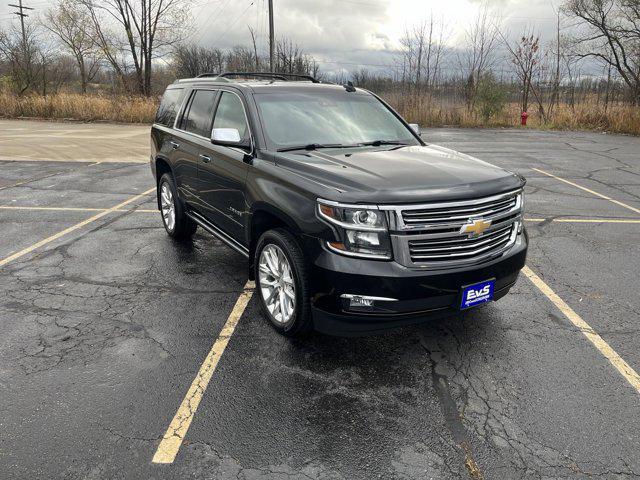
0;0;638;115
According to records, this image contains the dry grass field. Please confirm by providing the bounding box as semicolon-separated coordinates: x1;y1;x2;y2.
1;92;638;136
0;92;157;124
385;92;640;136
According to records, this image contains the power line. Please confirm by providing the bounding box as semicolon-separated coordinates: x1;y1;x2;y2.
256;0;265;55
192;0;235;44
209;0;255;47
8;0;34;45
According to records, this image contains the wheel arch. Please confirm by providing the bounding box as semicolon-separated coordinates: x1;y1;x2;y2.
154;156;174;210
247;204;303;279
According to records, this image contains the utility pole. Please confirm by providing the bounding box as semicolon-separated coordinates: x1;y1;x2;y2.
268;0;274;72
8;0;34;46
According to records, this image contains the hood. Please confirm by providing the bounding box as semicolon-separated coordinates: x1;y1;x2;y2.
274;145;524;204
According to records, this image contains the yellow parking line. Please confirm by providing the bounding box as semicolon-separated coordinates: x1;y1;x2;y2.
524;217;640;224
522;266;640;394
152;282;255;464
0;206;157;213
554;218;640;223
532;168;640;215
0;205;105;212
0;187;156;268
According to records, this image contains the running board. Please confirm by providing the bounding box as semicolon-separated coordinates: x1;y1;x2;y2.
186;210;250;258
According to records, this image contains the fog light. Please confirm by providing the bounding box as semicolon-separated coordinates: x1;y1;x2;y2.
340;294;398;313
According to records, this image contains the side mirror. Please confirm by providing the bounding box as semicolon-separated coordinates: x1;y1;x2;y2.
409;123;421;135
211;127;242;144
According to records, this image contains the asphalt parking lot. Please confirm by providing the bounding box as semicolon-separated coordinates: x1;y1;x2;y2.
1;123;639;479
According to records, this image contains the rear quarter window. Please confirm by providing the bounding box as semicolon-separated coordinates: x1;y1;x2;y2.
155;88;185;127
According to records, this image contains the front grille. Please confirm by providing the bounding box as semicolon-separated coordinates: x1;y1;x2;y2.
383;189;523;269
408;224;514;261
401;195;517;226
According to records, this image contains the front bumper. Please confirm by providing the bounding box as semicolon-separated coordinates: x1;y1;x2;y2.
308;230;528;335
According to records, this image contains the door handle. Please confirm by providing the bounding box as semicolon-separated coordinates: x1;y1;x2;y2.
199;154;211;163
170;141;180;150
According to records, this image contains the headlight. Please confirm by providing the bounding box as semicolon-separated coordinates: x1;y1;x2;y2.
517;190;525;233
318;200;392;259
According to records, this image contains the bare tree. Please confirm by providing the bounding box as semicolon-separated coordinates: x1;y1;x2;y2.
42;53;76;94
399;16;448;91
173;44;223;78
248;26;260;71
274;38;317;76
227;45;260;72
43;0;100;93
547;7;562;115
0;22;41;94
78;0;193;95
564;0;640;104
502;31;546;116
458;2;501;109
173;40;318;79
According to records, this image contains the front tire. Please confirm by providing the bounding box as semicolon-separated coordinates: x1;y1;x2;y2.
254;229;312;336
158;173;197;240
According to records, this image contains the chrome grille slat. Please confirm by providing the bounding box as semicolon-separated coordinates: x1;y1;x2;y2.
402;198;515;217
385;189;523;269
410;236;512;260
409;225;512;247
402;203;516;224
410;230;512;254
403;212;519;238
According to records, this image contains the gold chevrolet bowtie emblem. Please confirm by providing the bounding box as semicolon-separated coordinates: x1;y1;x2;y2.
460;219;492;237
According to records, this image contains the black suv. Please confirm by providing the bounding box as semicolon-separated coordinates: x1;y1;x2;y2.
151;72;527;336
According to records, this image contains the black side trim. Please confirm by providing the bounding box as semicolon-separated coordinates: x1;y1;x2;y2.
186;210;249;258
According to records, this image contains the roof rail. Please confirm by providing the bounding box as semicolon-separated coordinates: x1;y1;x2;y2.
195;72;321;83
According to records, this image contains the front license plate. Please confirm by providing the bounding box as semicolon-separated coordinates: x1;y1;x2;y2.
460;279;495;310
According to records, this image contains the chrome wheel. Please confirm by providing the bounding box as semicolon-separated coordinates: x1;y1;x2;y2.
258;244;296;324
160;182;175;232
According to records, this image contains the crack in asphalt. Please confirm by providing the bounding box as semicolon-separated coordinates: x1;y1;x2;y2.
417;321;640;479
420;334;484;480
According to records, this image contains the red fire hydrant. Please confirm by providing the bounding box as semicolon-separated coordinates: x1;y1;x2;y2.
521;111;529;126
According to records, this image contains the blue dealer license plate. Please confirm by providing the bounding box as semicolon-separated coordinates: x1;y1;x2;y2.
460;279;495;310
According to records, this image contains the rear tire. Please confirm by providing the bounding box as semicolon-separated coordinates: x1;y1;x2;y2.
158;173;197;240
254;229;312;336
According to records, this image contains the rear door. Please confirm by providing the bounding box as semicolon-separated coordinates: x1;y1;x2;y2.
198;90;252;243
152;86;186;175
173;89;219;206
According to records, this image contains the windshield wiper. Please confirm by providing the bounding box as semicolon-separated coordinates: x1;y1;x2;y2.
277;141;409;152
359;140;411;147
277;143;347;152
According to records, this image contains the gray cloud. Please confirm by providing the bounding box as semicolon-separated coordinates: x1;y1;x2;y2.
196;0;393;71
0;0;599;76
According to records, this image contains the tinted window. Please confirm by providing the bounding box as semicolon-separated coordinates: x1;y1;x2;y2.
254;91;419;150
213;92;248;139
155;88;184;127
182;90;217;137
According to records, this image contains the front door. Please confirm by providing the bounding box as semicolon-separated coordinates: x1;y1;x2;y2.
198;91;251;244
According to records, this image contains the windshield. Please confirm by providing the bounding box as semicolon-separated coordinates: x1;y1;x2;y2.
254;91;420;151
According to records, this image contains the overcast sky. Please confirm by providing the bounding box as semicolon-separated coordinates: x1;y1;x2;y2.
189;0;566;74
0;0;577;74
